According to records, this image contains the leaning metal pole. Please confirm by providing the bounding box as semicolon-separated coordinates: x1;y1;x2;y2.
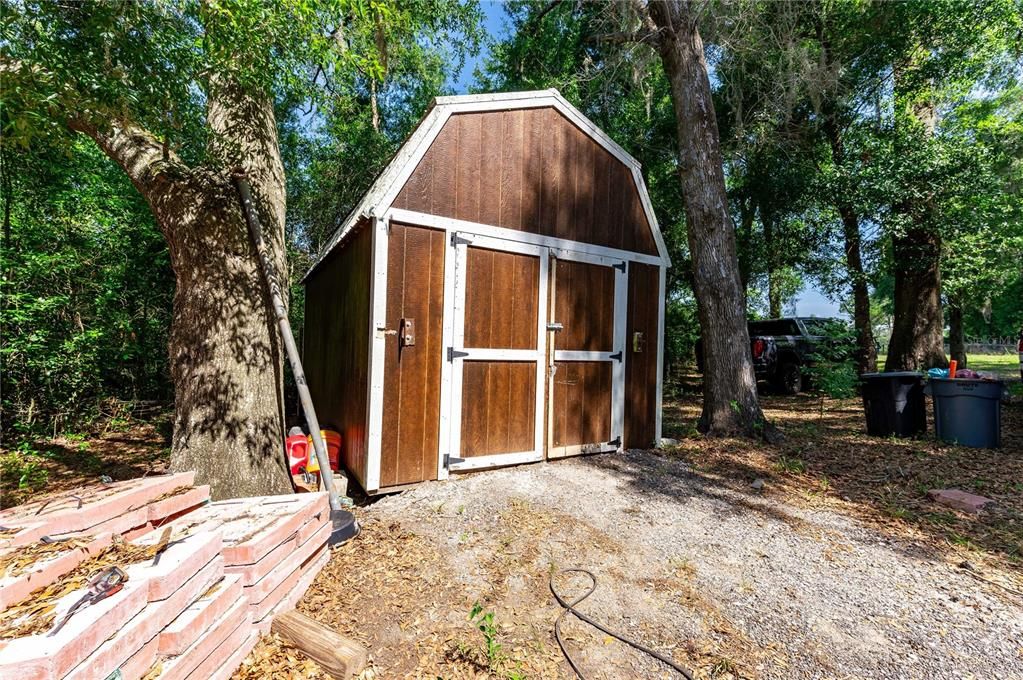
233;171;357;544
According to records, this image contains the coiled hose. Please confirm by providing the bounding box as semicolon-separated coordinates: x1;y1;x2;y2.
550;568;695;680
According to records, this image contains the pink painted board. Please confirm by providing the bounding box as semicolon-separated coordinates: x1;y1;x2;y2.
0;533;113;610
204;630;260;680
159;574;243;656
181;617;250;680
151;598;249;680
64;556;224;680
147;486;210;523
125;529;222;602
117;633;161;680
240;521;330;603
0;577;149;680
0;473;194;538
250;545;328;625
0;530;220;680
253;546;330;634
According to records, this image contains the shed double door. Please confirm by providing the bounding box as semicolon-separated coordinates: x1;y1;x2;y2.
446;233;625;472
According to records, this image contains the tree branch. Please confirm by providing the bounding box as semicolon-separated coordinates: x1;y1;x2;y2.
68;117;187;200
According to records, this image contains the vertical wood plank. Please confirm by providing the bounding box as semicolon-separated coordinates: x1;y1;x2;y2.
479;111;502;226
500;110;524;231
429;122;457;218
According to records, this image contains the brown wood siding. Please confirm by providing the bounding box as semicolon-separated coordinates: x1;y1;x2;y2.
463;247;539;350
553;259;614;352
379;223;445;487
624;263;661;449
303;223;372;489
460;361;536;457
394;108;658;256
552;361;612;447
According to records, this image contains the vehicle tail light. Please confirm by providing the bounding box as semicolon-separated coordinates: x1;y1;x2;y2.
752;338;766;359
1018;337;1023;352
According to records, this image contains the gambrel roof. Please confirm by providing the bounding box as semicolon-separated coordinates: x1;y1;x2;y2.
305;89;670;281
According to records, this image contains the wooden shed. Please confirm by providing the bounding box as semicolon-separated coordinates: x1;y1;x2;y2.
302;90;670;494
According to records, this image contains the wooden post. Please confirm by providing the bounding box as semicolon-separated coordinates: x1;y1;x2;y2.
270;610;368;679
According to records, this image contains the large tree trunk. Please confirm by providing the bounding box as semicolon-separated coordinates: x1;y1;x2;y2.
74;79;292;499
948;302;967;367
886;227;946;371
821;115;877;375
886;91;947;372
649;0;778;441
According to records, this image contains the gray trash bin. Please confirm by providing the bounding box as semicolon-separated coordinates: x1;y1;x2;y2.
929;378;1003;448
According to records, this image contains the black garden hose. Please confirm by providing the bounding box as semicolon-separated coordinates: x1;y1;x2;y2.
550;568;695;680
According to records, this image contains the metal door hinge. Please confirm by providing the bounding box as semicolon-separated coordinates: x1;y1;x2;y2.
609;436;622;449
609;351;622;362
613;261;627;272
451;233;474;246
448;347;469;361
400;318;415;347
444;454;465;467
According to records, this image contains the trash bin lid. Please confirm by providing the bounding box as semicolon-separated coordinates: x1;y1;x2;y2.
860;371;924;379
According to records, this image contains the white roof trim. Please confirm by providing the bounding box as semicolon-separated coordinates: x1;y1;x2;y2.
304;89;670;281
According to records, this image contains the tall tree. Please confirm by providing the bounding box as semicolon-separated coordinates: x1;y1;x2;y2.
2;1;479;497
646;0;776;440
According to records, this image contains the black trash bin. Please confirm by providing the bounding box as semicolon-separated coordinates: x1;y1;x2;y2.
861;372;927;437
929;378;1003;448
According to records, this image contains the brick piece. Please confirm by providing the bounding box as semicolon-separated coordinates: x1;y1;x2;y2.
160;574;243;656
928;488;994;514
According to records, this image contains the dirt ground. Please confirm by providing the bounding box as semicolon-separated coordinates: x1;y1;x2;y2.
235;390;1023;680
4;389;1021;678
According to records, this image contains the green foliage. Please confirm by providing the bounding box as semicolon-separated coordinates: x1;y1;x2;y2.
804;319;859;399
468;601;503;666
1;446;49;496
1;139;173;433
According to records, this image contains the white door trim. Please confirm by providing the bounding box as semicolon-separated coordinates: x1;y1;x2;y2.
444;234;548;473
388;208;665;267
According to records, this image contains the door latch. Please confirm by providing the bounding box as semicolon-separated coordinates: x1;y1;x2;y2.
546;322;564;332
632;331;645;353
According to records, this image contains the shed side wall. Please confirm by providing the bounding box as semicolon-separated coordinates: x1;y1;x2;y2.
393;108;658;256
624;263;661;449
303;224;372;488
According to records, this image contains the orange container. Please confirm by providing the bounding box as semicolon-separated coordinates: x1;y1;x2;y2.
312;429;342;471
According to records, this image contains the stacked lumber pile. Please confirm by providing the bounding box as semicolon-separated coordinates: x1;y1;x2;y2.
0;473;333;680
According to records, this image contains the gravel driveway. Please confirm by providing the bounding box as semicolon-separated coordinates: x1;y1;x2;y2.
356;450;1022;679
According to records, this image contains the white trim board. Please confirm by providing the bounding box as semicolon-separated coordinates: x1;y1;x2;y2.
303;88;671;282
